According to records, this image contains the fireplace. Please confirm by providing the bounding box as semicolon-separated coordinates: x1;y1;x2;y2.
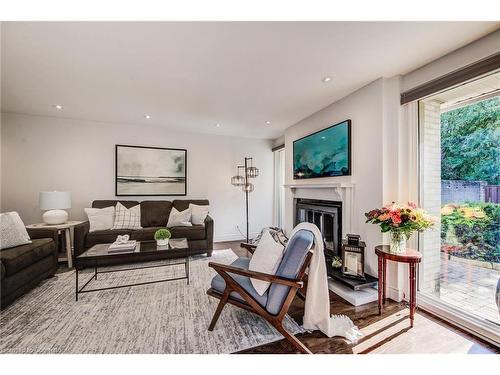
295;198;342;254
295;198;377;291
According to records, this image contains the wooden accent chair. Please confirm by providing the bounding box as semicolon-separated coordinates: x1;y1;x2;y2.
206;229;315;354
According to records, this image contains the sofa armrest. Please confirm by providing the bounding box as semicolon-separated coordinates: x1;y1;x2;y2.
73;221;90;257
26;227;59;243
204;215;214;255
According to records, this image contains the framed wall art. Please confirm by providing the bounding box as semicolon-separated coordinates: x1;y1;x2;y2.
115;144;187;196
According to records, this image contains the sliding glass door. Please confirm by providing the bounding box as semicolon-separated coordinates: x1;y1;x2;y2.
418;72;500;343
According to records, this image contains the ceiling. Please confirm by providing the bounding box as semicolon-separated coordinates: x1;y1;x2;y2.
1;22;498;139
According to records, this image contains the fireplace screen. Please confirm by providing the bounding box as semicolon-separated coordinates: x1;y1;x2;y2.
296;199;377;289
295;199;341;255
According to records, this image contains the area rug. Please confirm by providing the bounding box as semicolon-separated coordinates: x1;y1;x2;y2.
0;249;303;354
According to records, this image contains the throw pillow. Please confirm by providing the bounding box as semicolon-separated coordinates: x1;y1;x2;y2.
252;227;288;247
167;207;192;227
111;202;142;230
0;212;32;250
85;206;115;232
248;229;285;296
189;203;210;225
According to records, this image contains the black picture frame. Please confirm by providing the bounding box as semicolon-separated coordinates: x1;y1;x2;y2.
115;144;187;196
293;119;352;180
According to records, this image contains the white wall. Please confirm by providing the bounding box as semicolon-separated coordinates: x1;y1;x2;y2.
282;77;406;300
284;79;385;279
0;113;274;242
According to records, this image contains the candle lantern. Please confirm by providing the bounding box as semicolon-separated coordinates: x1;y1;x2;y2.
341;234;366;280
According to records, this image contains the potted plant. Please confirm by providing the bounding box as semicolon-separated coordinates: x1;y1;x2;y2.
154;228;171;247
365;202;436;254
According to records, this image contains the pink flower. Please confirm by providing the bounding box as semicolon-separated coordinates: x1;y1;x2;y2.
384;202;396;211
408;202;417;209
390;211;402;224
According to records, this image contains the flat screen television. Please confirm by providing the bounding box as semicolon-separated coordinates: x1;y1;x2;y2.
293;119;351;179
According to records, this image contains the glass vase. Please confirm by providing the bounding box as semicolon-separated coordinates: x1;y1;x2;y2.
389;232;407;254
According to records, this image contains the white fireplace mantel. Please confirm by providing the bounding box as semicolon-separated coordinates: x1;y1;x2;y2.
284;181;355;234
284;182;354;188
284;182;354;195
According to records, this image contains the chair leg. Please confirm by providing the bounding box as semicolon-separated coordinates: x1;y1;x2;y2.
274;321;312;354
208;291;229;331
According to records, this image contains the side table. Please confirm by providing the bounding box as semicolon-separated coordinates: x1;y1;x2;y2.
26;221;84;268
375;245;422;328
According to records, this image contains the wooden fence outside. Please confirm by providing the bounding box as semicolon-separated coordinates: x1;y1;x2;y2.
484;185;500;203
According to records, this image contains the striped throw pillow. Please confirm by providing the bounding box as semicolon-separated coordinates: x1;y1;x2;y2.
111;202;142;230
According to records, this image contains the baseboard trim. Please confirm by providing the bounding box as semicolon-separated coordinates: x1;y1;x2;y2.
214;232;260;243
387;286;404;302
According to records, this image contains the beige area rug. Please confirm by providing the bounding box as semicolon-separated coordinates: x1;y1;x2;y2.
0;249;303;354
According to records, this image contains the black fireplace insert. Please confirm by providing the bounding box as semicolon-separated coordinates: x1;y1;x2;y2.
295;198;377;290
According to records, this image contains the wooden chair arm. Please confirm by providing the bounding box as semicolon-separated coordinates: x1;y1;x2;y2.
240;242;257;254
208;261;303;288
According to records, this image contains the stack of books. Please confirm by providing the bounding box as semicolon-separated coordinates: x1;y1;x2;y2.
108;240;137;253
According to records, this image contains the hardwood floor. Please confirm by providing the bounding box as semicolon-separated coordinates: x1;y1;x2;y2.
213;241;499;354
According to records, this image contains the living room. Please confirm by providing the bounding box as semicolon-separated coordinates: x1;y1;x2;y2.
1;1;499;372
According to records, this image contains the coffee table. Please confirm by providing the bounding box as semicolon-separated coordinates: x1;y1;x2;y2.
75;238;190;301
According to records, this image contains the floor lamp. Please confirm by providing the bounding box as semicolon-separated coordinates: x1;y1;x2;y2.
231;157;259;243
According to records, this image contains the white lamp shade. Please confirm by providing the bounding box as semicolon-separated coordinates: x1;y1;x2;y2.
39;191;71;210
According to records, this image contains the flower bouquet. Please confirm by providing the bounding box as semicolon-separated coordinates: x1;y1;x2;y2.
365;202;436;253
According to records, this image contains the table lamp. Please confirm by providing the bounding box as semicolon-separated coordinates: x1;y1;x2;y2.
39;191;71;225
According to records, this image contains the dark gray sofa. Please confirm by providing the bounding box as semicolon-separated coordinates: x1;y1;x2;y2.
74;199;214;258
1;228;59;309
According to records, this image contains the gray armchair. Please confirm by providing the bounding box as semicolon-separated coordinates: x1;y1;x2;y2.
207;229;315;354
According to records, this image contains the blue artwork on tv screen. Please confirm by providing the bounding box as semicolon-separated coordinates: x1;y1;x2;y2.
293;120;351;179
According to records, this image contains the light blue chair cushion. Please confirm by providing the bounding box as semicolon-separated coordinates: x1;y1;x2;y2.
210;257;268;307
266;229;314;315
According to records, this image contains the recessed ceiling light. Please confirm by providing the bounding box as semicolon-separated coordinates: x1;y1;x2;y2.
265;121;271;125
322;76;332;83
144;114;151;119
52;104;63;110
215;123;221;128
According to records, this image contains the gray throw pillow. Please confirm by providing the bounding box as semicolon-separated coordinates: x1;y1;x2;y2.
0;212;32;250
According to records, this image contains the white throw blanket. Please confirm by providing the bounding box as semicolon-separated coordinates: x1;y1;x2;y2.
288;222;363;343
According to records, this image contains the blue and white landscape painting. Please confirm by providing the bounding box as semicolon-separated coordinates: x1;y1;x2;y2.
293;120;350;179
116;145;186;195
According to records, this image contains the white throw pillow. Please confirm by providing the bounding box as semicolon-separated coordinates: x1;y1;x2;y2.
189;203;210;225
111;202;142;230
0;212;32;250
167;207;192;227
248;230;285;296
85;206;115;232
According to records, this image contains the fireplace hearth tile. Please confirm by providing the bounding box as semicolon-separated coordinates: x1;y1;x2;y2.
328;279;379;306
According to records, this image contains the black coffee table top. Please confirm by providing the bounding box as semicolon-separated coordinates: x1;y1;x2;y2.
76;238;189;269
79;238;187;258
